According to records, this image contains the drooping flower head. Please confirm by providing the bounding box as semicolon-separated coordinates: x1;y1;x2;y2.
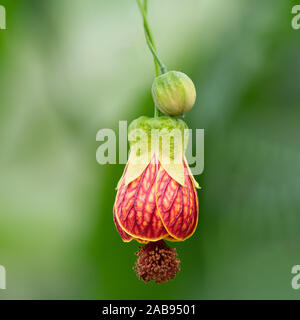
113;116;200;283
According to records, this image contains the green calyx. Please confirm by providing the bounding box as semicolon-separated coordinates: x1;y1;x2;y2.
129;116;188;137
128;116;189;159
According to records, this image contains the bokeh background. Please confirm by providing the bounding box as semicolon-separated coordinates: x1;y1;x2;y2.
0;0;299;299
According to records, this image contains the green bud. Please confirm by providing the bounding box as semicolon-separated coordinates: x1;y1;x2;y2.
152;71;196;116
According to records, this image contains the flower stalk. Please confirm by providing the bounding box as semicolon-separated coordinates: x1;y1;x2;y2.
136;0;167;76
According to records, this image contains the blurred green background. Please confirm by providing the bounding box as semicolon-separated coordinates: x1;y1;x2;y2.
0;0;300;299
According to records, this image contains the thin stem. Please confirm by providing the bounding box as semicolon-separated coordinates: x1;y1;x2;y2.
136;0;167;76
137;0;165;117
145;32;167;74
137;0;159;76
154;106;159;117
144;0;148;14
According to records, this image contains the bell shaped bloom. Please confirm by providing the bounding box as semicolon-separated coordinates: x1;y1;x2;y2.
113;116;200;244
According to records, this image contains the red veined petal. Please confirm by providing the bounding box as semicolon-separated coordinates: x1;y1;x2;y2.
164;235;181;242
135;238;149;244
114;157;168;241
113;208;132;242
114;206;149;243
156;165;199;241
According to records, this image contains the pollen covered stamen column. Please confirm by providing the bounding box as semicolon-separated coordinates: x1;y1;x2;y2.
134;240;180;283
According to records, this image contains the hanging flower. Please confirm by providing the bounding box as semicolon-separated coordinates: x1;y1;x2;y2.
111;0;202;284
113;117;200;283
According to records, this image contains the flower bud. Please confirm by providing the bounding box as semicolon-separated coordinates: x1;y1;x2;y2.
152;71;196;116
